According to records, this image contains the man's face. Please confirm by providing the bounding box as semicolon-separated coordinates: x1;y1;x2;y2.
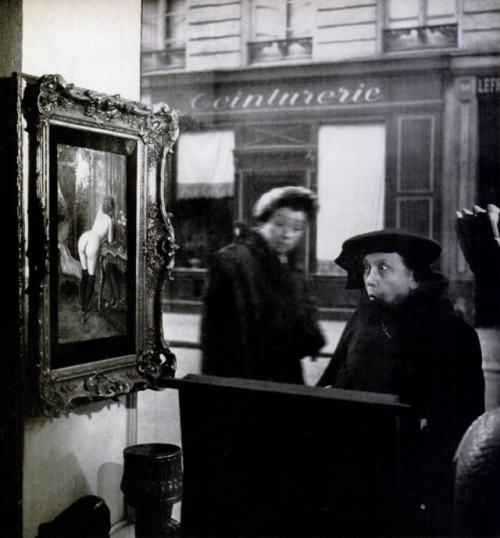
363;252;418;305
258;207;307;255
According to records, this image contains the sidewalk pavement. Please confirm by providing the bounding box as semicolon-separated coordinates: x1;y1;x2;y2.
162;312;346;386
163;312;500;399
163;312;345;354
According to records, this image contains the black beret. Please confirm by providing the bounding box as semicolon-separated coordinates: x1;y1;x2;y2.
335;229;442;289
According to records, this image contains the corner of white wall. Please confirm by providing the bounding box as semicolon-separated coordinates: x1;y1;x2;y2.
22;0;142;101
20;2;143;536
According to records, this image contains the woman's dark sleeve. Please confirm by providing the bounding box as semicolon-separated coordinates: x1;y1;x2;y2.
290;272;325;358
200;251;244;377
301;291;326;358
316;313;356;387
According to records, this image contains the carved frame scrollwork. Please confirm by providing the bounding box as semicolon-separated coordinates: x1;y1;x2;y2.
21;74;180;417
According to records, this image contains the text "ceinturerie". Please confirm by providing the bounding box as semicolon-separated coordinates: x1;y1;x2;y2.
191;84;383;111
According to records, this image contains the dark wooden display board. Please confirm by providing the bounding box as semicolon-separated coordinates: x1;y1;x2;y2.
169;374;411;537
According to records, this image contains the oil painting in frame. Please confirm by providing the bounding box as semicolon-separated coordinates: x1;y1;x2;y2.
20;73;180;417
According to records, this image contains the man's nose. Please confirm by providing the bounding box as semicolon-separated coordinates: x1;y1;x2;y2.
282;226;294;238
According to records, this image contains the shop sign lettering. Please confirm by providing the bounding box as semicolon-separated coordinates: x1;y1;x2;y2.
191;83;383;112
477;77;500;94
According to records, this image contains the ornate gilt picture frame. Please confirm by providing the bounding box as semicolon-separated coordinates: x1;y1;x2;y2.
19;74;180;417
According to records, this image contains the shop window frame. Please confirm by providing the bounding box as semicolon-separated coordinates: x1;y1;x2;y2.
382;0;459;53
141;0;187;73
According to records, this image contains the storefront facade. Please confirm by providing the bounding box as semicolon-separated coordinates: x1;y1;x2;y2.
141;1;500;322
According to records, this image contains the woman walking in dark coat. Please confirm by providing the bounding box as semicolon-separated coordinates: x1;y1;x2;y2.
201;186;325;384
317;230;485;536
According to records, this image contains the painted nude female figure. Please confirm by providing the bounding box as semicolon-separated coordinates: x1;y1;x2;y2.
78;195;115;321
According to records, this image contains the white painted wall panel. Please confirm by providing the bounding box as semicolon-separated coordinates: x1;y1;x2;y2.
463;29;500;49
317;0;375;9
190;19;241;39
318;6;376;27
315;39;377;60
189;36;241;55
317;23;376;43
188;51;241;70
427;0;456;17
190;4;241;24
464;0;500;13
463;12;500;30
194;0;241;6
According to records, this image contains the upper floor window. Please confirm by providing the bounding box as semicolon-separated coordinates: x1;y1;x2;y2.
384;0;458;52
165;0;187;66
142;0;187;73
248;0;313;63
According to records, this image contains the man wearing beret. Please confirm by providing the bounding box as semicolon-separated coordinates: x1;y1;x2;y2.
317;229;485;536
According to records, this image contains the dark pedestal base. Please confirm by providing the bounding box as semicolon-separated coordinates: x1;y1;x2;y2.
134;506;179;538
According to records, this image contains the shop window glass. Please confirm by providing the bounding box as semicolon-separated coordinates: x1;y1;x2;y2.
175;131;235;268
317;124;386;276
249;0;312;63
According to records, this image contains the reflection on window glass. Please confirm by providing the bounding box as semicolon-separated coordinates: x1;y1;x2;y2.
141;0;187;71
288;0;313;38
250;0;312;62
388;0;419;22
427;0;456;19
252;0;312;40
166;0;187;50
387;0;456;26
254;0;286;40
385;0;457;51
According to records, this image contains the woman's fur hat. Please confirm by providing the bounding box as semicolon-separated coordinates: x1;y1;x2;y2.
253;186;318;223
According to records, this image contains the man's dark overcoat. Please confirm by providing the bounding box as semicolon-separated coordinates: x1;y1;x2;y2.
201;230;325;384
317;274;485;535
